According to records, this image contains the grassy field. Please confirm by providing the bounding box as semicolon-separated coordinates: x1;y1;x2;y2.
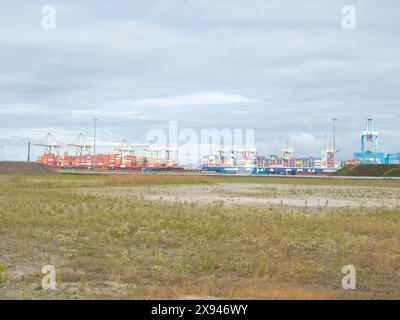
0;174;399;299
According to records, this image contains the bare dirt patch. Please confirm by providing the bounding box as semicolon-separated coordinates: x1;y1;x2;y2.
81;183;400;209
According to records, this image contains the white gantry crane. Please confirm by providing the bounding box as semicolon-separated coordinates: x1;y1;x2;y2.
35;133;61;156
68;133;92;156
115;139;135;157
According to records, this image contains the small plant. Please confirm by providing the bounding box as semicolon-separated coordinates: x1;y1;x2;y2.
0;262;5;285
106;223;130;238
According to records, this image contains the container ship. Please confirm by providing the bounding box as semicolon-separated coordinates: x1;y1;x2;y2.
201;143;341;176
35;134;183;172
34;134;341;175
37;153;182;172
201;118;400;174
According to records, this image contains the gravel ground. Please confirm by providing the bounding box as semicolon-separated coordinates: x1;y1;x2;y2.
81;183;400;208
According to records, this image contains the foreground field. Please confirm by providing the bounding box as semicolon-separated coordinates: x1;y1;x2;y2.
0;174;399;299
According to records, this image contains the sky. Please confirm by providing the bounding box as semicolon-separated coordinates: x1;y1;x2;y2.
0;0;399;162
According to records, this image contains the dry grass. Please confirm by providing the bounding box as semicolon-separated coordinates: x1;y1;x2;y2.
103;174;213;186
0;174;399;299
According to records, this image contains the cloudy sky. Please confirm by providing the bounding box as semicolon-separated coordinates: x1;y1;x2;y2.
0;0;399;162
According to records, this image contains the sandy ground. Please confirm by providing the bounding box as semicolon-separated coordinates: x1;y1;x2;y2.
82;183;400;208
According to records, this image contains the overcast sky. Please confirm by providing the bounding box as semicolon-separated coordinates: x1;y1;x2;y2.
0;0;399;161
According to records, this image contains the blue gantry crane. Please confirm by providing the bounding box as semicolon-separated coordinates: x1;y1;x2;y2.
354;119;385;164
385;153;400;164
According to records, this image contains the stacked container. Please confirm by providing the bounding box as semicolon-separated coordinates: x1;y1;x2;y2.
37;153;57;167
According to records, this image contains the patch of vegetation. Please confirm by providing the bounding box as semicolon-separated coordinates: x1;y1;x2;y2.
104;174;213;186
0;262;5;285
3;172;400;189
333;164;400;177
383;168;400;177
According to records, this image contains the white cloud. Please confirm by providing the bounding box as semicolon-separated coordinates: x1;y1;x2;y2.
129;92;260;107
288;132;325;157
1;1;400;160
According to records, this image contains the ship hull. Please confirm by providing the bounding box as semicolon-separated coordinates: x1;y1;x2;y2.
201;166;336;175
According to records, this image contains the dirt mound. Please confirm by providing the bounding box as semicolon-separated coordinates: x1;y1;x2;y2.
332;164;400;177
0;162;56;175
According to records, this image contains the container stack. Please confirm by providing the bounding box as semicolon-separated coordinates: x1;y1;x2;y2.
341;160;354;167
36;153;57;167
202;155;218;167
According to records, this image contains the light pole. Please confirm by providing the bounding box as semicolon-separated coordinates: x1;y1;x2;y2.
0;145;4;161
27;141;31;162
332;118;338;165
93;118;98;155
323;134;327;166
